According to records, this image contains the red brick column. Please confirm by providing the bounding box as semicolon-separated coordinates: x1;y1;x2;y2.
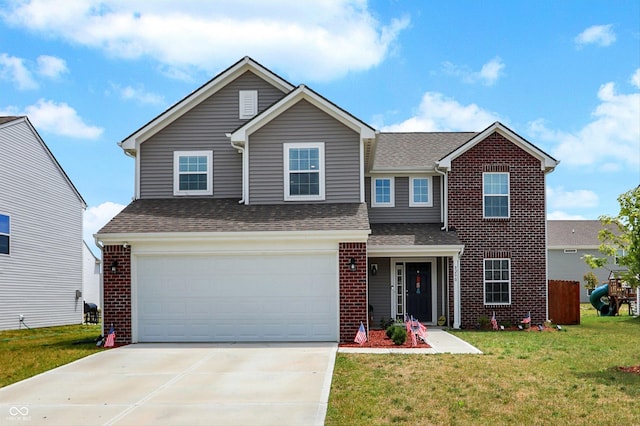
339;242;367;343
102;245;131;343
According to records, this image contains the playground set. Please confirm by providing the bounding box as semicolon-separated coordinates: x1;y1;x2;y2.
589;276;638;316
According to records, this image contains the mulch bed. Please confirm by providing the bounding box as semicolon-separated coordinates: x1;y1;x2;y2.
339;329;431;349
618;365;640;375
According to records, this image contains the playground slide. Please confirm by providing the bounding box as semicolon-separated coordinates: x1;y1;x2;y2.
589;284;617;316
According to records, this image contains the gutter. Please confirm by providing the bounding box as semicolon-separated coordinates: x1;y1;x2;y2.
434;162;448;230
228;133;245;204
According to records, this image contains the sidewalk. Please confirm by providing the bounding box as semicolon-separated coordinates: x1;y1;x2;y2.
338;328;482;354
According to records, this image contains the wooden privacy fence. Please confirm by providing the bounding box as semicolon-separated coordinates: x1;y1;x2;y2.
548;280;580;325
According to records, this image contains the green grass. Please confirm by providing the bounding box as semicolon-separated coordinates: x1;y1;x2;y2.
0;324;102;388
327;305;640;425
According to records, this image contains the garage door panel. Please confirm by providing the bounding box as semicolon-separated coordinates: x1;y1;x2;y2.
136;254;338;342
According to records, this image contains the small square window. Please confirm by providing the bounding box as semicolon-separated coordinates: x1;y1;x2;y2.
0;214;9;255
371;177;394;207
409;176;432;207
173;151;213;196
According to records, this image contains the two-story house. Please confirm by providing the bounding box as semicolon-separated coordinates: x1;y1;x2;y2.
0;116;87;330
96;57;558;343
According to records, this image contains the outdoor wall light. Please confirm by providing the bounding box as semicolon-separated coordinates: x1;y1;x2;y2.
349;257;357;272
111;260;118;274
370;263;378;276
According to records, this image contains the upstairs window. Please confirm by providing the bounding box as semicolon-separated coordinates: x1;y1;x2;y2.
173;151;213;196
483;172;510;218
409;176;432;207
371;177;395;207
284;143;325;201
484;258;511;305
0;214;9;255
239;90;258;119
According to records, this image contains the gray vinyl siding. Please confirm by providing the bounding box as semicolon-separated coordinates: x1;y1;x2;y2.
0;119;84;330
368;258;392;326
248;99;361;204
139;71;287;198
548;248;613;303
366;176;442;223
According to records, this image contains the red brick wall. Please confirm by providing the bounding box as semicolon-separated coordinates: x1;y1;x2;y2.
102;245;132;343
339;242;367;342
447;132;547;327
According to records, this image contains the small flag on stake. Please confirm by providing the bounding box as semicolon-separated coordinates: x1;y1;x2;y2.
104;324;116;348
490;311;498;330
522;312;531;324
354;322;367;345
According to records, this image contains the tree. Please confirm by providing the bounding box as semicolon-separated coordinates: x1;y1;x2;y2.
583;186;640;288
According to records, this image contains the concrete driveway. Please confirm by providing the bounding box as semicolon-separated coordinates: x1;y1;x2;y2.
0;343;337;426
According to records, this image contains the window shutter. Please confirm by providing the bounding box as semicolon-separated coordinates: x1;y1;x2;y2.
239;90;258;119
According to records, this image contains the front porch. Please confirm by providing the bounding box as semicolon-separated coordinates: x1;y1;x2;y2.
366;223;464;329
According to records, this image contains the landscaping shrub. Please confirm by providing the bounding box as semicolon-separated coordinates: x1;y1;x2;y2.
391;326;407;345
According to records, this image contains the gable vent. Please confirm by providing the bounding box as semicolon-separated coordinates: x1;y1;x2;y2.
239;90;258;119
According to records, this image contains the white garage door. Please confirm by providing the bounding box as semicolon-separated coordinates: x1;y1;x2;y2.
136;253;338;342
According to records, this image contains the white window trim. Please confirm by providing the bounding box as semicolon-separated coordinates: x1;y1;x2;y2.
409;176;433;207
239;90;258;119
283;142;325;201
173;150;213;196
371;176;395;207
0;212;10;256
483;258;511;306
482;172;510;218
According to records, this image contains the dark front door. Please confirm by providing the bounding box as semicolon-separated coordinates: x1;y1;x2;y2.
405;262;431;322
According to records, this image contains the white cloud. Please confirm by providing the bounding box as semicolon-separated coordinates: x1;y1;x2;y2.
36;55;68;78
547;186;599;210
442;56;505;86
0;52;38;89
1;0;409;82
528;74;640;167
547;211;587;220
10;99;104;139
631;68;640;89
109;83;165;105
83;201;126;246
574;24;616;47
381;91;501;132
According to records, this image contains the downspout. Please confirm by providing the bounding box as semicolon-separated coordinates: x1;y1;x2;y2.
434;163;448;230
228;134;245;204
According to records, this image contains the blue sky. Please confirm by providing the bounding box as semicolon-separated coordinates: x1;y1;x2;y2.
1;0;638;248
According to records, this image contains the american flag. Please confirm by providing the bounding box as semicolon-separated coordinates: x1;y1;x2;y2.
416;321;428;344
354;322;367;345
104;325;116;348
491;312;498;330
522;312;531;324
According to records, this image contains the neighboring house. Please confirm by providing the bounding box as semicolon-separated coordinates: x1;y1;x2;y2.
82;241;101;310
0;116;86;331
548;220;624;303
96;57;558;343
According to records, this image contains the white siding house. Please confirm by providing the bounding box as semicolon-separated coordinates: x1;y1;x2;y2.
0;116;86;330
82;241;101;311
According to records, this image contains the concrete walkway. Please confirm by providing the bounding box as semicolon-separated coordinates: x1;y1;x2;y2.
338;328;482;354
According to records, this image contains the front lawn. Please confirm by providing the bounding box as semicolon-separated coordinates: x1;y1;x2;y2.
327;306;640;425
0;324;102;388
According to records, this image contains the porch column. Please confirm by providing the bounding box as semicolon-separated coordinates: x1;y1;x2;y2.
453;252;461;329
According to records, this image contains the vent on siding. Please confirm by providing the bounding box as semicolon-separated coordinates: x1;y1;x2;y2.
484;250;511;258
484;165;510;172
239;90;258;119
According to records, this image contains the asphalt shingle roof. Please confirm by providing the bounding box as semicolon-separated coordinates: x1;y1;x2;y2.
98;198;370;234
547;220;615;247
369;223;462;246
372;132;475;171
0;116;21;125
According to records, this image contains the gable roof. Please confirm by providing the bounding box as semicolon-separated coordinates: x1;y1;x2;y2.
119;56;295;155
436;121;559;172
0;116;86;208
230;84;376;144
547;220;617;248
369;132;475;173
